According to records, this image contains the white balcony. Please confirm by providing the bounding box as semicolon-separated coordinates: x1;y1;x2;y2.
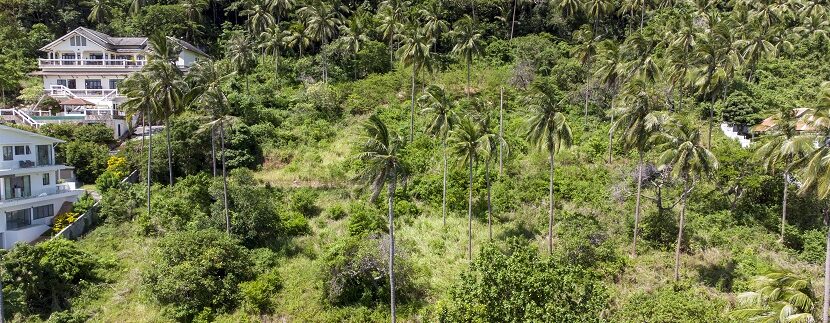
46;85;120;100
39;58;147;69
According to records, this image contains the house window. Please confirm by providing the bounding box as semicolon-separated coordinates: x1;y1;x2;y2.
2;147;11;160
85;79;102;89
36;145;50;166
42;173;50;185
33;205;54;220
6;209;32;230
57;79;67;87
69;35;87;46
109;79;122;89
14;146;29;155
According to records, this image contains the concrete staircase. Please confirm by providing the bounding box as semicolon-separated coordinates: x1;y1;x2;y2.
720;122;751;148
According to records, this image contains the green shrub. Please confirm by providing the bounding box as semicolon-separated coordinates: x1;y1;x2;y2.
240;269;282;315
327;204;348;220
555;211;624;276
613;285;728;322
99;183;142;223
290;187;319;217
94;170;120;192
144;229;254;321
348;203;386;236
71;192;96;215
800;229;825;264
440;239;608;322
283;211;311;236
64;141;109;184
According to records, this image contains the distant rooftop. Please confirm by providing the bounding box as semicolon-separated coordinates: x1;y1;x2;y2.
39;27;209;57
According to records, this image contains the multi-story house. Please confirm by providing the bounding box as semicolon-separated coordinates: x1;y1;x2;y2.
0;125;84;249
22;27;207;138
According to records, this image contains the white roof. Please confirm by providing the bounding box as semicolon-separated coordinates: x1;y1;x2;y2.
0;125;65;144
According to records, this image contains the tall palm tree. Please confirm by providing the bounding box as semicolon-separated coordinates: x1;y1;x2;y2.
335;11;371;79
357;115;407;323
420;84;456;226
181;0;208;42
259;25;284;83
736;22;778;82
796;82;830;323
186;59;236;233
377;0;409;64
666;14;697;112
656;119;718;281
612;77;665;257
584;0;614;33
618;0;650;29
451;15;483;98
731;270;817;322
574;27;600;130
121;72;156;217
300;0;343;83
479;114;505;240
449;115;488;260
525;83;573;254
146;34;187;186
283;23;312;58
419;2;448;50
398;24;433;142
269;0;295;24
556;0;584;20
227;32;256;94
594;40;625;163
84;0;112;24
755;106;815;243
241;0;275;36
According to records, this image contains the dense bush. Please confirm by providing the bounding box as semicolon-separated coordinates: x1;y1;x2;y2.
440;239;608;322
321;235;420;307
348;203;386;237
240;269;282;315
1;239;102;318
63;141;108;184
98;183;143;223
290;187;320;216
613;285;728;322
143;229;254;321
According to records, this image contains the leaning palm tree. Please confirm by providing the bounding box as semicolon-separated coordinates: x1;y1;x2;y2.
357;114;407;323
755;106;815;243
656;119;718;281
450;15;483;98
241;0;275;36
449;115;488;260
420;84;457;226
83;0;112;24
146;34;186;186
612;77;665;257
525;82;573;254
121;72;156;217
398;23;434;142
731;270;817;322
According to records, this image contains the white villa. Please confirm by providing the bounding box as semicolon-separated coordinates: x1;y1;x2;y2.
0;27;207;138
0;125;83;249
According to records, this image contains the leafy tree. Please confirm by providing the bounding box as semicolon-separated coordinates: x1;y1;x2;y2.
356;114;407;322
64;141;109;184
441;239;608;322
83;0;112;25
144;229;253;321
526;82;573;254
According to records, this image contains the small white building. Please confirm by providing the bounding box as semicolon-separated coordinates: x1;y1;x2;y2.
0;125;84;249
25;27;208;138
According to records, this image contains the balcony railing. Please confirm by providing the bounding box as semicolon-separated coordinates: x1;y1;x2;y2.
2;183;78;202
39;58;147;69
47;85;120;99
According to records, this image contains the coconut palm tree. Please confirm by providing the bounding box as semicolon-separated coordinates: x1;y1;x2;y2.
574;27;600;130
335;9;372;79
525;82;573;254
736;22;778;82
594;40;625;163
755;106;815;243
259;25;284;83
269;0;295;24
613;77;665;257
584;0;614;33
377;0;409;64
656;118;718;281
241;0;275;36
357;114;407;323
121;72;156;216
666;14;698;112
556;0;584;20
618;0;649;29
451;15;483;98
420;84;456;226
83;0;112;24
479;114;506;240
186;60;236;232
300;0;343;83
181;0;208;42
449;115;488;260
731;270;817;322
419;2;448;50
227;32;256;94
283;23;312;58
398;23;433;141
146;34;187;186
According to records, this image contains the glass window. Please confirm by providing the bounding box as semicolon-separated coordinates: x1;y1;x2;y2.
14;146;28;155
36;145;51;166
57;79;67;87
6;209;31;230
2;147;11;160
109;79;122;89
42;173;50;186
85;79;102;89
33;205;53;220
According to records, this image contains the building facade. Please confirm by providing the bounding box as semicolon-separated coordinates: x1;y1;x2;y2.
28;27;207;138
0;125;84;249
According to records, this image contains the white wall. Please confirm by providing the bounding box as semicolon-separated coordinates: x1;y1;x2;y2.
178;49;200;67
0;131;56;170
43;74;131;90
0;195;77;249
49;34;108;54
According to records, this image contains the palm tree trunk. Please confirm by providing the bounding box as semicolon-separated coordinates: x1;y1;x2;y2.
548;147;555;255
274;49;280;84
0;267;4;323
221;119;229;235
640;0;645;29
674;180;689;281
165;114;173;185
633;151;643;257
823;205;830;323
323;40;329;84
466;59;472;98
781;171;789;243
410;64;416;142
388;167;397;323
211;125;216;177
608;102;614;163
510;0;517;40
467;155;474;260
486;154;492;240
584;85;590;130
146;107;152;217
442;137;447;226
246;74;250;95
499;87;504;176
